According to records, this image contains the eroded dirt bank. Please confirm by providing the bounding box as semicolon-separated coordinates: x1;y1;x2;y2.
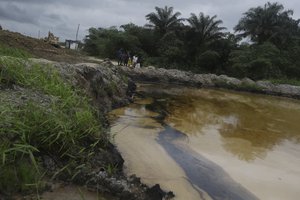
35;60;174;200
0;57;173;200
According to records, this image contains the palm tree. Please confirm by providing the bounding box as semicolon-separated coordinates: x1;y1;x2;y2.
186;13;226;72
145;6;183;35
234;2;299;46
187;12;226;46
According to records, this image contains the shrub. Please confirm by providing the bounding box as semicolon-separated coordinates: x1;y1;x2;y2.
248;58;272;80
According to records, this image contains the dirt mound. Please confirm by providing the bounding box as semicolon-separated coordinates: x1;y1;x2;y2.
0;30;88;63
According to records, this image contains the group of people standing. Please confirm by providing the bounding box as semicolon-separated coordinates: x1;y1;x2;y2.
117;48;141;68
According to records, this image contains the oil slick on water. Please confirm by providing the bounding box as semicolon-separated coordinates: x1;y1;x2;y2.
109;84;300;200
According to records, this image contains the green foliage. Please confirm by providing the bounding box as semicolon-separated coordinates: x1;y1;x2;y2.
248;58;273;80
1;58;77;98
268;78;300;86
235;2;299;47
195;50;221;73
105;163;118;176
184;12;227;73
143;56;164;67
187;12;226;46
145;6;183;35
0;57;105;195
0;44;31;58
240;82;263;92
0;161;42;195
229;42;282;80
83;3;300;81
157;31;185;67
84;27;142;59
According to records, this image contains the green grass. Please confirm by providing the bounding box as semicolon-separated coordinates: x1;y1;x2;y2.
239;82;263;92
0;44;31;58
268;78;300;86
0;161;42;195
0;53;106;195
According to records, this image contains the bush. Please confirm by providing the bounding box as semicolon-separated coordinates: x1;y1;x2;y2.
196;50;220;73
229;42;283;79
248;58;272;80
268;78;300;86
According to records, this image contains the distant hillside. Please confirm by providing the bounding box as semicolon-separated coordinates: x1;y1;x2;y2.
0;30;87;63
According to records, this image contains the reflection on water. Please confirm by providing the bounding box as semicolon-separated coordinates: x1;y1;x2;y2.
110;84;300;200
146;85;300;161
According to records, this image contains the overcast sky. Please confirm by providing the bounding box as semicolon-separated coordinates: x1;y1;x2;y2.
1;0;300;41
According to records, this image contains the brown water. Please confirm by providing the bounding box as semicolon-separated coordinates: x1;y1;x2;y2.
109;84;300;200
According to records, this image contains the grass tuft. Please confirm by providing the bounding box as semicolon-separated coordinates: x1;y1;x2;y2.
0;51;106;195
0;44;31;58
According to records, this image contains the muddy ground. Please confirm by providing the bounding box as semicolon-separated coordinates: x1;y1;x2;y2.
0;30;94;63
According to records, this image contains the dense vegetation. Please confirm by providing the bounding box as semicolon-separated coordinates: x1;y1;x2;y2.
0;45;106;196
84;2;300;81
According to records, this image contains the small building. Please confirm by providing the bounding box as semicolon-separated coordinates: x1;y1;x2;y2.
65;40;79;50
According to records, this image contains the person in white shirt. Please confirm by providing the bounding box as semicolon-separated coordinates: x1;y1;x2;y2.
132;55;138;68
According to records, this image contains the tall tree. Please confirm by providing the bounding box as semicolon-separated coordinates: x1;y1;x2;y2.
120;23;157;56
145;6;183;35
84;27;140;58
187;12;226;46
186;12;226;72
235;2;300;46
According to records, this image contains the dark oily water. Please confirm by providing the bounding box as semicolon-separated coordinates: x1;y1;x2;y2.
109;83;300;200
158;126;258;200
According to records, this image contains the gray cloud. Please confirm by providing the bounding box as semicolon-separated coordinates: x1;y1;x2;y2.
0;3;39;24
46;13;61;21
0;0;299;41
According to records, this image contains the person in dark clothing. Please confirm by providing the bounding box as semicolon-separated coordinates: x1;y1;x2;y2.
137;56;142;67
122;51;129;66
117;48;123;66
